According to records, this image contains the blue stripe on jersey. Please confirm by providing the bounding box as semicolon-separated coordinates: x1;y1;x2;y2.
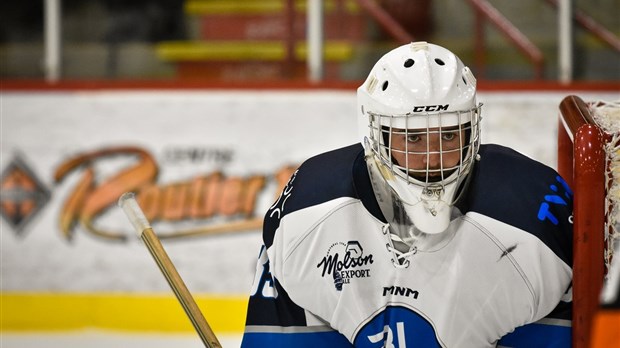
498;321;571;347
241;330;352;347
245;276;308;327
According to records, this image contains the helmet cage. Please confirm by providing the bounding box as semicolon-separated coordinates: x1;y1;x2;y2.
366;103;482;204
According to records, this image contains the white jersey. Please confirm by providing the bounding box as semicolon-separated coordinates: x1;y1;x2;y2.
242;143;573;348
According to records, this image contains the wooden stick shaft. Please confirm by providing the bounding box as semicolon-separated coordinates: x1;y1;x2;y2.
141;227;222;348
118;192;222;348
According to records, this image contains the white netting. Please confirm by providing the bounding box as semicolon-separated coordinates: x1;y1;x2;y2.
589;99;620;271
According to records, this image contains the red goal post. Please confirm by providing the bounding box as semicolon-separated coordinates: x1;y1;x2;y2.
557;95;609;348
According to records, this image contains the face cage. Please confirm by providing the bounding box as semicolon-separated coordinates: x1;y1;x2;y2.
367;104;482;190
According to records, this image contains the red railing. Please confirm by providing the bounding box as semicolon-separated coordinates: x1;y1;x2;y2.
287;0;616;82
352;0;545;79
353;0;414;44
544;0;620;53
285;0;296;75
468;0;545;80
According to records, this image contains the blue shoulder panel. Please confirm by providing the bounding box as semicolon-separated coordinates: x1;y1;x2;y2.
263;143;383;249
458;144;573;266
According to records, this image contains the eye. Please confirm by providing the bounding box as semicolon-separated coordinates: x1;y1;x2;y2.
407;134;421;143
442;132;457;141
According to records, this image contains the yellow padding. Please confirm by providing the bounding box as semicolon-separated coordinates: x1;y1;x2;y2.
1;293;248;334
156;41;354;62
185;0;360;15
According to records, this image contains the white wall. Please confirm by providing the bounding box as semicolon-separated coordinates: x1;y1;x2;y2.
1;90;617;295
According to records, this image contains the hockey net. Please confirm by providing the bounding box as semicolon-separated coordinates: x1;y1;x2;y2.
557;95;620;348
592;100;620;269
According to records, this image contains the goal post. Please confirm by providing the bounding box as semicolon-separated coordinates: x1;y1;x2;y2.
557;95;618;348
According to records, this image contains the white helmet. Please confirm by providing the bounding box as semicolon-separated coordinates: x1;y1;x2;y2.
358;42;482;235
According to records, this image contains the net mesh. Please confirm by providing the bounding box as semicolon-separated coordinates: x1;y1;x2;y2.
589;99;620;272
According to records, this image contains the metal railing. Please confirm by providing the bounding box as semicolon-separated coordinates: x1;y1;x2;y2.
353;0;414;44
468;0;545;80
545;0;620;52
41;0;618;83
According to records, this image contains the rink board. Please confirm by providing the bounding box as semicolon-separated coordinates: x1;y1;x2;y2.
2;89;618;333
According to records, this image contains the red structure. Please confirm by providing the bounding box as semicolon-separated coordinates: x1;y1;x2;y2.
557;95;608;348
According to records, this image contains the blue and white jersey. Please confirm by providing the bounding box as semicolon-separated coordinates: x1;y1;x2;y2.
242;143;573;348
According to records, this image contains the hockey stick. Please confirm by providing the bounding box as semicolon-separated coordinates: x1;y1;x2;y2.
118;192;222;348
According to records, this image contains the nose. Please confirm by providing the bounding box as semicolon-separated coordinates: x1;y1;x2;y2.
422;152;442;171
421;138;442;169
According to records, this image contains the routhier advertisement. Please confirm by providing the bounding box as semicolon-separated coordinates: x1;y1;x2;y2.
1;90;358;334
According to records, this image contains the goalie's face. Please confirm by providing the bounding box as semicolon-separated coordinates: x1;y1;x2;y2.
387;126;465;184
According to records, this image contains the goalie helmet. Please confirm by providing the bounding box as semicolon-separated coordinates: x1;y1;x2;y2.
358;42;482;235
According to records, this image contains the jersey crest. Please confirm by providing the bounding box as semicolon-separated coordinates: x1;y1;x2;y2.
354;306;443;347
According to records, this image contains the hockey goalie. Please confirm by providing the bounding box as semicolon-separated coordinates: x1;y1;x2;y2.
241;42;573;347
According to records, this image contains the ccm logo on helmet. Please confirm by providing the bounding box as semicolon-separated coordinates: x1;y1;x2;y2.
412;104;449;113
